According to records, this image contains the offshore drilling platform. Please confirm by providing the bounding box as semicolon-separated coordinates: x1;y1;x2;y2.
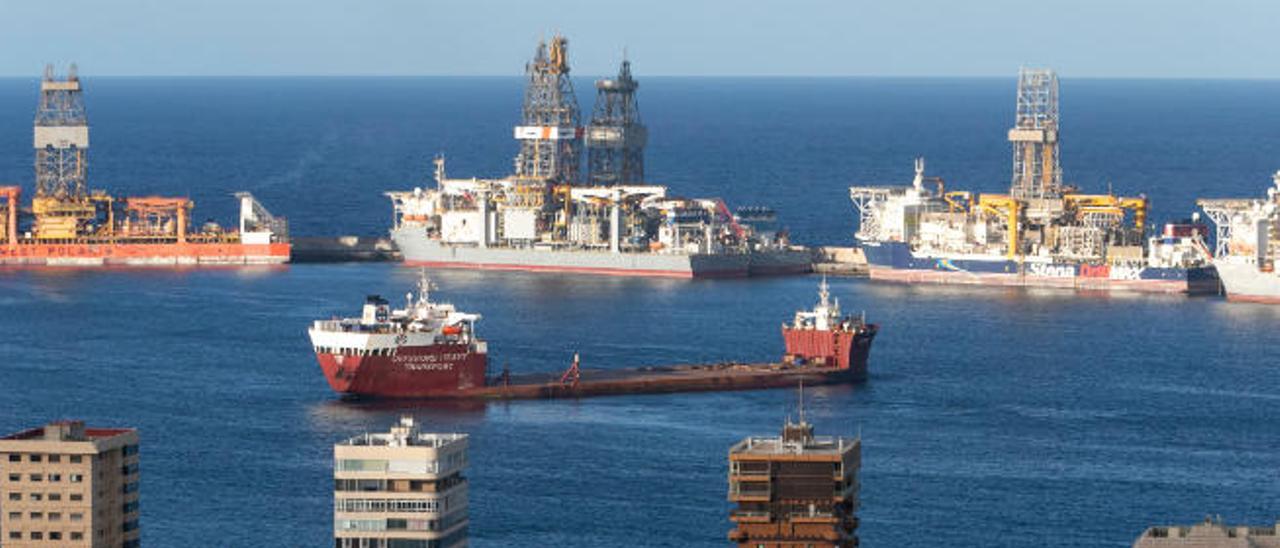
849;68;1219;293
0;65;289;266
386;36;810;278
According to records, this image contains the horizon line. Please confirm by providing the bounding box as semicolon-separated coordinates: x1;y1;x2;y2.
0;72;1276;81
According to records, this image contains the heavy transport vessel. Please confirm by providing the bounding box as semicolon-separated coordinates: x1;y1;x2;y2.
0;65;288;267
849;69;1216;294
387;35;808;279
308;274;877;400
1199;171;1280;303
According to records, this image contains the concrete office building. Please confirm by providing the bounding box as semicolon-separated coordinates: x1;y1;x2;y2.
334;416;468;548
1134;517;1280;547
0;420;140;547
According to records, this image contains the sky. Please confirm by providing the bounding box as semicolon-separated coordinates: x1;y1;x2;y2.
0;0;1276;78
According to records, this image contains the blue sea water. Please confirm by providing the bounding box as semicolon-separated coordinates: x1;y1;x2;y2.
0;77;1279;546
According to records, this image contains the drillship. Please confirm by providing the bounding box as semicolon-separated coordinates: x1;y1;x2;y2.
308;271;487;398
387;35;807;279
309;276;876;399
0;65;289;266
1198;171;1280;303
849;69;1217;294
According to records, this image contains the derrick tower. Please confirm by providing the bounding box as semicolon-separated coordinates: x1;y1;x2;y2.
1008;68;1062;200
34;64;89;200
513;35;583;183
586;57;646;185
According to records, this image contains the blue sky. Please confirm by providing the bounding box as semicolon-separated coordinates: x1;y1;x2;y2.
0;0;1276;78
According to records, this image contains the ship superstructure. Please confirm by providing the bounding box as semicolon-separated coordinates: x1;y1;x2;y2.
849;68;1217;294
0;65;289;266
1198;172;1280;303
309;271;488;398
387;36;807;278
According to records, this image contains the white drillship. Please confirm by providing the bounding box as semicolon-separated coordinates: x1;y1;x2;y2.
1199;172;1280;303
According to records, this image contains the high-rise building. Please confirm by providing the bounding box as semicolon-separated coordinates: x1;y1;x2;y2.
1134;517;1280;547
334;416;469;548
0;420;140;548
727;406;860;548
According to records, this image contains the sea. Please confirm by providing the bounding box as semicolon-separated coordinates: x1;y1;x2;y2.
1;76;1279;547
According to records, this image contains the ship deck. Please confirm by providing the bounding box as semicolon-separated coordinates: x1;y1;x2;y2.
354;361;860;401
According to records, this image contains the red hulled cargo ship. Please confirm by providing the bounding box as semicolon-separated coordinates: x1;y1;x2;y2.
310;275;877;400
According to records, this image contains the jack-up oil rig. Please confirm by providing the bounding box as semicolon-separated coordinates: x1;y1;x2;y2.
0;65;289;266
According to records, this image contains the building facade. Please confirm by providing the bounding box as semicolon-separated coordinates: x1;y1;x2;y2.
727;416;860;548
0;420;140;548
1134;517;1280;547
334;416;468;548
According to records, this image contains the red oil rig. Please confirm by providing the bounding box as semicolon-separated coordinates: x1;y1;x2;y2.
0;65;288;266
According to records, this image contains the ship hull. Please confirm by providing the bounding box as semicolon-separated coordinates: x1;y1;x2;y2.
314;343;488;399
782;325;877;381
1215;261;1280;303
861;241;1219;295
747;247;814;276
0;242;290;266
392;226;750;278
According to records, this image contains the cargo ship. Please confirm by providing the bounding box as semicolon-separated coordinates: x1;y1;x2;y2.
1198;171;1280;303
308;273;877;400
849;69;1217;294
0;65;289;266
386;36;807;279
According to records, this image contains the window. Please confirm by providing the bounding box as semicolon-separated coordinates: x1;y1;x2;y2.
8;532;19;540
71;513;84;522
7;512;19;520
122;481;139;494
69;474;83;483
7;473;19;481
49;493;61;501
123;519;139;532
70;493;83;501
50;531;62;540
49;474;62;482
49;512;62;521
123;444;139;457
8;493;19;501
30;493;42;501
7;454;19;462
28;474;42;482
29;454;41;463
71;532;84;540
31;531;43;540
70;455;82;463
123;501;140;514
29;512;42;519
121;463;139;475
48;455;60;463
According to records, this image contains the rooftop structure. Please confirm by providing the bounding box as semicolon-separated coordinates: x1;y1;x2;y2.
513;35;582;183
586;57;646;186
727;391;861;547
1009;67;1063;200
0;420;140;548
334;416;469;548
1134;516;1280;547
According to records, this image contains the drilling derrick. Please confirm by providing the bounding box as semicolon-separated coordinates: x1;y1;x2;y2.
1008;68;1062;201
513;35;583;183
34;64;89;200
586;57;647;186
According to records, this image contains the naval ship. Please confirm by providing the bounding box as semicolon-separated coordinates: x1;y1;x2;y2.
849;69;1217;294
387;35;807;279
1199;171;1280;303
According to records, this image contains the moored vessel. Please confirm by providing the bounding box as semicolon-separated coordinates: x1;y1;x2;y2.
849;69;1216;295
0;65;288;267
1199;171;1280;303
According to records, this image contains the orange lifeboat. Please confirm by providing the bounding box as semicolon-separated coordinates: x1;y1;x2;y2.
442;325;463;336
